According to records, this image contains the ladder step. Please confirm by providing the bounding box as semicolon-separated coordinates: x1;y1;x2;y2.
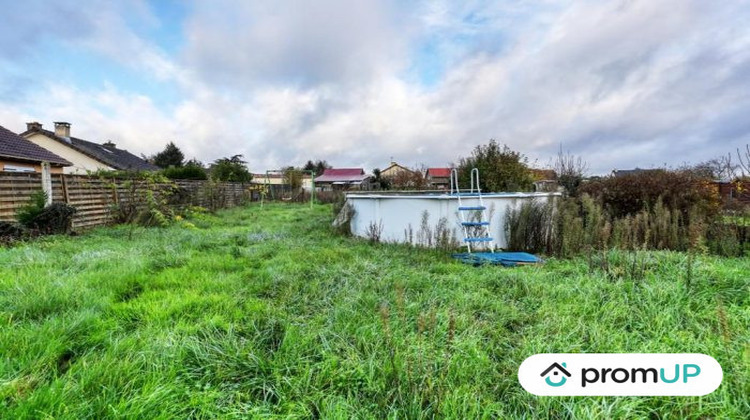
461;222;489;226
464;237;494;243
458;206;486;211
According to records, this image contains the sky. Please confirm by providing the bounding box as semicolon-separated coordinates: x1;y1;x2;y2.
1;0;749;175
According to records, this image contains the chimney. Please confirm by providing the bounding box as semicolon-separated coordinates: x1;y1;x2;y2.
54;121;71;138
103;140;116;148
26;121;43;131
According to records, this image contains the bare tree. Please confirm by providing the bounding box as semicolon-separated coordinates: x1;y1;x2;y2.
737;144;750;177
554;145;589;196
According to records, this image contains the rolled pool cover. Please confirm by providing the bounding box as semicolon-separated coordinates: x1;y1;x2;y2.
452;252;543;267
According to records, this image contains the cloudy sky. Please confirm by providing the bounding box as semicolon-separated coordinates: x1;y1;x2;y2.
1;0;749;175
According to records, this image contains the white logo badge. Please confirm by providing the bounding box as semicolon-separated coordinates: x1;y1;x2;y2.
518;354;722;396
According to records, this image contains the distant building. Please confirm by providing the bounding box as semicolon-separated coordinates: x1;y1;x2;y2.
380;161;413;179
314;168;371;191
612;168;658;178
22;121;158;174
425;168;451;190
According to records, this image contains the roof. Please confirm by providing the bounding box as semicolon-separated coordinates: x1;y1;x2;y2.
0;125;71;166
381;162;413;175
22;127;158;171
540;362;571;377
426;168;451;178
612;168;660;178
315;168;370;183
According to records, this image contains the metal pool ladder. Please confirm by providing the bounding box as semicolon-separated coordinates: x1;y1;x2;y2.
450;168;495;253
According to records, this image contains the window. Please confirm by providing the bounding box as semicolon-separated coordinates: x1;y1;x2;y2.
3;164;35;173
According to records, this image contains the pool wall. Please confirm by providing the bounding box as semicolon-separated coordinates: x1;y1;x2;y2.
345;192;561;248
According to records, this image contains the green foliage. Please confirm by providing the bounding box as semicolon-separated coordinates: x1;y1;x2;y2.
456;139;533;192
162;160;208;180
0;204;747;418
580;169;721;218
505;194;742;256
16;190;47;228
26;203;77;234
14;191;77;235
152;142;185;168
210;155;253;182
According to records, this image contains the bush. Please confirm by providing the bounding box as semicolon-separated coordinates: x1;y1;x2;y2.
0;221;26;244
16;190;47;228
162;163;208;180
27;203;77;234
15;191;77;235
579;169;720;219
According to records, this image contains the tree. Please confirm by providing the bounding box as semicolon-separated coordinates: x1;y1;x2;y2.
283;166;303;190
161;159;208;180
152;142;185;168
456;139;533;192
210;155;252;182
554;146;588;197
303;160;331;176
372;168;391;190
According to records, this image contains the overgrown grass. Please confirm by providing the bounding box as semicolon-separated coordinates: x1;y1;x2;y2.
1;203;748;418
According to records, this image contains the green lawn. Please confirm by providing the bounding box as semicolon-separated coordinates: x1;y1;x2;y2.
1;203;748;419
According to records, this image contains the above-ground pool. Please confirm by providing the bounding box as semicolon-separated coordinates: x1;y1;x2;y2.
344;191;561;249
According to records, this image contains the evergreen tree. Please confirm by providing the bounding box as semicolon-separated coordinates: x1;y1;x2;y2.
152;142;185;168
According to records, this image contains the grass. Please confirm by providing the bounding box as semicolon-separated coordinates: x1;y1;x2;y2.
0;203;748;419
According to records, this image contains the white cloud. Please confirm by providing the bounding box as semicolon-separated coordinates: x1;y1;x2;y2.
2;0;750;176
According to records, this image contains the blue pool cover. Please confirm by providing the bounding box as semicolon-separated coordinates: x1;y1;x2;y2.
452;252;543;267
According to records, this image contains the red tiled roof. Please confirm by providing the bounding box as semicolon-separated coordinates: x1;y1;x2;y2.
426;168;451;177
315;168;369;183
321;168;364;176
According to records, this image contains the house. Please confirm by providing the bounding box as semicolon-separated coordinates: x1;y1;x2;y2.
425;168;451;190
0;124;71;174
1;124;72;205
314;168;371;191
22;122;158;174
380;161;413;179
251;172;314;191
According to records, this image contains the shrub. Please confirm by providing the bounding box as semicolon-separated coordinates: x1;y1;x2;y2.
16;190;47;228
162;163;208;180
580;169;720;219
27;203;77;234
504;199;554;253
15;191;77;235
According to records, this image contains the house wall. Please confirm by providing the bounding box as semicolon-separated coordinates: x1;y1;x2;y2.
381;165;411;178
0;159;64;174
23;133;113;174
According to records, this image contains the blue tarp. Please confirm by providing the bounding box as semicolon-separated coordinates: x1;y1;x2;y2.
452;252;543;267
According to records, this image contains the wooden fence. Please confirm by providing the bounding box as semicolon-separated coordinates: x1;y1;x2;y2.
0;173;253;230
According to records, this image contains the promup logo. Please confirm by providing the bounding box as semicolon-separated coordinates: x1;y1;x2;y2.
519;354;722;396
540;362;571;387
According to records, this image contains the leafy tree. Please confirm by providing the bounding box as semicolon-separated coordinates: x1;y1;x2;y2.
303;160;331;176
152;142;185;168
162;159;208;180
210;155;252;182
456;139;533;192
283;166;303;190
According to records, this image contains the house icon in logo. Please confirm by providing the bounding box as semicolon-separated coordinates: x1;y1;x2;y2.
541;362;571;387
